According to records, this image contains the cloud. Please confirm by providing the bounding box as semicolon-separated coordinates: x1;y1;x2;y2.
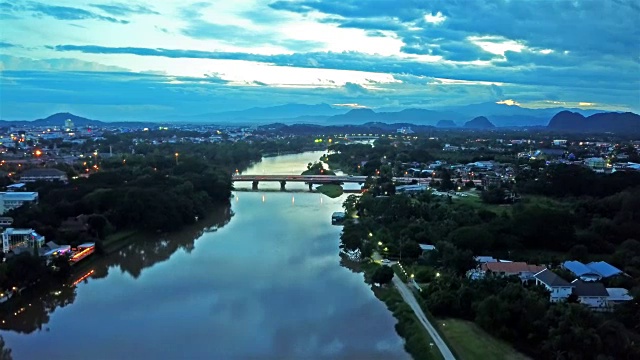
0;42;17;48
0;1;129;23
90;3;160;16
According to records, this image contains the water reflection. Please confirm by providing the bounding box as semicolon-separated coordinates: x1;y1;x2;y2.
0;203;232;334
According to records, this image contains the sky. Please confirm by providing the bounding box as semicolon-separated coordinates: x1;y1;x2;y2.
0;0;639;120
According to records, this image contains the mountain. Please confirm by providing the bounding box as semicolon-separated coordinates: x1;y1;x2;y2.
464;116;495;129
547;111;640;133
187;103;348;121
0;112;155;127
436;120;457;128
326;108;461;125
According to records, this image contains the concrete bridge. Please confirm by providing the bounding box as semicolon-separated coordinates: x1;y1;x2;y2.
232;174;433;190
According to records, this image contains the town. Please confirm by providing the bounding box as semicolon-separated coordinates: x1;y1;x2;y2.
0;114;638;360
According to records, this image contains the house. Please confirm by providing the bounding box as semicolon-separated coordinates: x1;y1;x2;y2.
584;157;606;171
480;262;546;282
19;168;68;183
571;280;609;309
585;261;623;278
534;269;574;302
606;288;633;305
0;191;38;215
1;228;45;253
563;260;623;281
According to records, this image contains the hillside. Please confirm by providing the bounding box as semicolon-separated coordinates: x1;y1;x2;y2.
436;120;457;128
547;111;640;133
464;116;495;129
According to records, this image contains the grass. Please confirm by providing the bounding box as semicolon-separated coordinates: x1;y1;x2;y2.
453;195;507;213
316;184;344;198
437;318;531;360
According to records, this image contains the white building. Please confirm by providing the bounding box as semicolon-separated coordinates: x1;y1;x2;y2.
0;191;38;214
397;127;415;134
571;280;609;309
534;269;574;302
1;228;45;253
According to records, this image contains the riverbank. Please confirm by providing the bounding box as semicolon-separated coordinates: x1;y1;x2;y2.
357;261;444;360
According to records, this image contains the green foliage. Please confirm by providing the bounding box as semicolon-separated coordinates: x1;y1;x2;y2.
371;265;394;285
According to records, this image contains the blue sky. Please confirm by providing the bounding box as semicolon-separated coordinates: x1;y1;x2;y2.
0;0;638;120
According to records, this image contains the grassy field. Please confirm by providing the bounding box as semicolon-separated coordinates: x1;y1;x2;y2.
453;195;508;213
316;184;344;198
437;318;531;360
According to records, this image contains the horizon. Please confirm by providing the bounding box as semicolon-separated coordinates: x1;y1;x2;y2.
1;1;639;120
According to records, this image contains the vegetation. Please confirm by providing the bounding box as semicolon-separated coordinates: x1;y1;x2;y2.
362;264;442;360
301;161;335;175
371;265;394;285
437;318;530;360
316;184;343;198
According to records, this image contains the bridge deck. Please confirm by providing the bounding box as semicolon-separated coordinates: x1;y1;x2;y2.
232;174;433;184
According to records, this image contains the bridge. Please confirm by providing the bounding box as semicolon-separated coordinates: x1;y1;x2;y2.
232;174;434;190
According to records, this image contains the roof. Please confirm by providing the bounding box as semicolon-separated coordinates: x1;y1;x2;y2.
0;191;38;200
563;261;600;277
419;244;436;251
586;261;623;278
571;280;609;297
534;269;572;287
606;288;633;301
475;256;497;264
482;262;546;274
20;168;67;177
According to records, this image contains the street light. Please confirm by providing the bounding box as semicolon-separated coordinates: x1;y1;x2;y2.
377;241;383;246
175;152;179;165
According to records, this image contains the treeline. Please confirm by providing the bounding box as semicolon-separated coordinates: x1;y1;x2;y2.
8;142;264;243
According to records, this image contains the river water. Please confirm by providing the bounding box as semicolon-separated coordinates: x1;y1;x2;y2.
1;151;408;360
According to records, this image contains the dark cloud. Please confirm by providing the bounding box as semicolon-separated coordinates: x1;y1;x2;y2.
49;44;639;92
0;42;17;48
179;2;324;51
270;0;640;61
90;3;160;16
0;1;128;23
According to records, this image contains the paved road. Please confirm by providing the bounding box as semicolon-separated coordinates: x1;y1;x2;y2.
392;275;456;360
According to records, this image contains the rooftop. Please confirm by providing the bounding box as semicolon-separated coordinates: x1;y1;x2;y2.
571;280;609;297
20;168;67;177
482;262;546;274
534;268;572;287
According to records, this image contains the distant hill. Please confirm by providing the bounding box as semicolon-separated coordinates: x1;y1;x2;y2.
464;116;495;129
0;112;155;127
187;103;347;121
436;120;457;128
547;111;640;133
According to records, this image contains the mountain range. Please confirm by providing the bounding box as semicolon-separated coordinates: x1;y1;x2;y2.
1;104;639;133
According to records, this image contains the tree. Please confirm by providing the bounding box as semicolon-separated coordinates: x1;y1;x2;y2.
0;336;12;360
372;265;394;286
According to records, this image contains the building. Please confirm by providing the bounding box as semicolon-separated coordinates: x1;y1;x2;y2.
571;280;609;309
418;244;436;254
1;228;45;253
64;119;75;131
606;288;633;305
19;168;68;183
563;260;622;281
534;269;574;302
584;157;606;171
480;262;546;282
397;127;415;134
0;191;38;214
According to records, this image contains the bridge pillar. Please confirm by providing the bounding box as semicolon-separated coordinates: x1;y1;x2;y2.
308;183;313;191
252;181;259;190
280;181;286;191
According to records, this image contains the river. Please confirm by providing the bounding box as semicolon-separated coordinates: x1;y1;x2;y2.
0;151;408;360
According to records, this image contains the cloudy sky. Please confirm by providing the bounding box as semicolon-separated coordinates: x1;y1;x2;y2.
0;0;638;120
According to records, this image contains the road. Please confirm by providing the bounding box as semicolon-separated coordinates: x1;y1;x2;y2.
392;275;456;360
